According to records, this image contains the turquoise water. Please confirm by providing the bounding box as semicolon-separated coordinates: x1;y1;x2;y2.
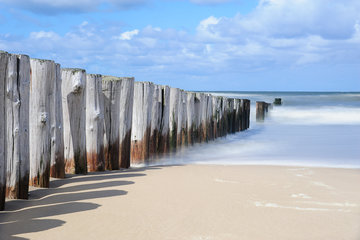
159;92;360;169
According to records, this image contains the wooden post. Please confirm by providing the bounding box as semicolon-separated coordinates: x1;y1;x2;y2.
149;84;162;160
211;96;219;138
103;76;134;169
131;82;153;165
102;77;119;170
0;51;8;210
186;92;196;145
5;54;30;199
118;77;134;169
218;96;228;137
169;88;180;151
256;101;266;122
50;63;65;178
180;91;188;146
176;90;187;148
233;99;240;132
86;74;104;172
29;59;54;187
158;85;170;154
205;94;214;141
274;98;282;105
226;98;235;134
245;99;250;129
240;99;245;131
61;68;87;174
195;93;207;142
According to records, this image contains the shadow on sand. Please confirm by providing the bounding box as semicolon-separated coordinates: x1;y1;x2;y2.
0;165;179;240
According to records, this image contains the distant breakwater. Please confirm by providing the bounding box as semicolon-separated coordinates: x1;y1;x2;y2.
0;51;250;210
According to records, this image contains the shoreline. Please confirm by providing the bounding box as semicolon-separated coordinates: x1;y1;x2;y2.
1;164;359;240
132;162;360;170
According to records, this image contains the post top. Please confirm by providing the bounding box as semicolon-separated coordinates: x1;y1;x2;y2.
30;57;55;63
102;75;134;81
62;68;86;74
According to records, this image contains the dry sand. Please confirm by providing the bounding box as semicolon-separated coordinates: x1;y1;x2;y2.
0;164;359;240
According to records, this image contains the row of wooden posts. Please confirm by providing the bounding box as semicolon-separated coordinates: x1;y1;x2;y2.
0;51;250;210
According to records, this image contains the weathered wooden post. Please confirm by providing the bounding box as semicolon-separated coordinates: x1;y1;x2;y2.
103;76;134;169
226;98;231;133
0;51;8;210
61;68;87;174
245;99;250;129
226;98;235;133
103;77;120;170
205;94;214;141
240;99;245;131
169;87;180;151
176;90;186;147
29;59;54;187
256;101;266;122
219;96;228;137
179;91;188;146
158;85;170;154
50;63;65;178
5;54;30;199
131;82;153;164
233;99;241;132
195;93;207;142
186;92;196;145
149;84;162;160
211;96;219;138
118;77;134;169
86;74;104;172
274;98;282;105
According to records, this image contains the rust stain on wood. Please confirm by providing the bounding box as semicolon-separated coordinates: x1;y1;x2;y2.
50;152;65;178
87;147;105;172
29;164;50;188
119;129;132;169
6;175;29;199
131;127;151;165
105;139;120;170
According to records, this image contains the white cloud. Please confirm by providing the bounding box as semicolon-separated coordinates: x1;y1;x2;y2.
197;16;223;41
30;31;59;39
114;29;140;40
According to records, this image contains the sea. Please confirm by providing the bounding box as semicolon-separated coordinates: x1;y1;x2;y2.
158;92;360;169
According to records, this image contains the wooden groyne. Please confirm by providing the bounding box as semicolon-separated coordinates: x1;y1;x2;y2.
0;50;251;210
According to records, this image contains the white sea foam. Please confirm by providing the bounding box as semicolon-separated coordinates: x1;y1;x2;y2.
291;193;312;199
270;106;360;125
214;178;239;184
296;201;357;207
254;201;331;211
312;181;333;190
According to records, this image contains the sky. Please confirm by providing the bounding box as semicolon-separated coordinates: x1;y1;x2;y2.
0;0;359;91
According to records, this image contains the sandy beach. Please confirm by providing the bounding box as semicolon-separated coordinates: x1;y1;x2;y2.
0;164;359;240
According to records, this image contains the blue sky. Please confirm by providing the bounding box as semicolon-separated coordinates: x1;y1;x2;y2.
1;0;359;91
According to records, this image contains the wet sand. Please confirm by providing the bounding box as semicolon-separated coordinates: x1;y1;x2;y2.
0;164;359;240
